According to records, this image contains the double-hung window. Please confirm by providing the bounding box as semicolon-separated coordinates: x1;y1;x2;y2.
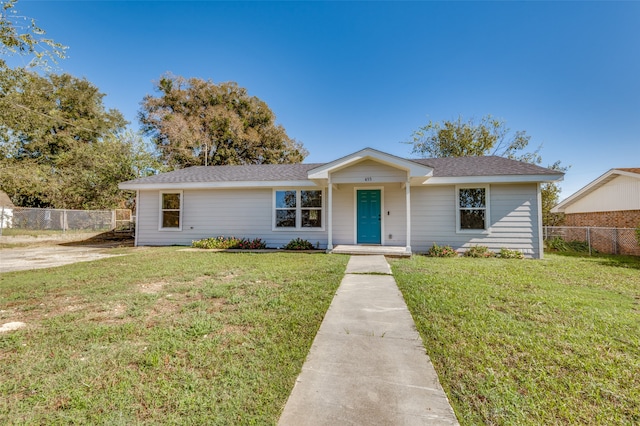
160;191;182;230
274;189;323;229
457;186;489;231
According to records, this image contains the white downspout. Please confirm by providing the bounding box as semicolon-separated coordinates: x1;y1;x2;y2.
405;176;412;254
327;177;333;251
537;183;543;259
134;189;140;247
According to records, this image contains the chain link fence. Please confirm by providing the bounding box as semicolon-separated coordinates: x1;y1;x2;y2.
0;206;133;237
544;226;640;256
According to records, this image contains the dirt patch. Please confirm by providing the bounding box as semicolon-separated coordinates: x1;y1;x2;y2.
0;245;123;273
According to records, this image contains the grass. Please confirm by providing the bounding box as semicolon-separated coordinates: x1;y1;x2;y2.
391;252;640;425
0;248;348;424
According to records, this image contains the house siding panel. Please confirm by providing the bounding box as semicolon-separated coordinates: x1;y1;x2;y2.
137;188;328;248
411;183;540;257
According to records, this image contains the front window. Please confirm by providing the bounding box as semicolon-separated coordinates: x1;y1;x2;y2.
160;192;182;230
457;187;488;231
275;190;297;228
275;189;323;229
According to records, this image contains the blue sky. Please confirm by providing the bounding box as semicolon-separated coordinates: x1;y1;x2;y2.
11;1;640;199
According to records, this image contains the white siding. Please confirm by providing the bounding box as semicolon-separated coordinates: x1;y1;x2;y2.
565;175;640;214
332;160;407;184
411;183;541;258
136;188;328;248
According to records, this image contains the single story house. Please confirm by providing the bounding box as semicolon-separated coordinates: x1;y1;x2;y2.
119;148;564;258
551;168;640;228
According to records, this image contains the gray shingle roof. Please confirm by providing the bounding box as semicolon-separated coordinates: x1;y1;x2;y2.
122;163;325;185
120;155;561;187
411;156;561;177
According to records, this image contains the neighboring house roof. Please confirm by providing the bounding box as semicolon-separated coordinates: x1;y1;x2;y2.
551;168;640;213
0;191;15;208
120;148;564;190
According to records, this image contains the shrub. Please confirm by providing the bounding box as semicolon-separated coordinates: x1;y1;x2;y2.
546;236;569;251
546;237;594;253
498;248;525;259
192;236;267;250
427;243;458;257
464;245;495;258
282;238;316;250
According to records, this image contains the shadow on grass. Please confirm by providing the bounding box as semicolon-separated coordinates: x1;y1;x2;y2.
549;250;640;270
60;230;134;248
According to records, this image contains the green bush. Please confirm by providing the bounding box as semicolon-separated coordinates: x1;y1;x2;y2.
498;248;525;259
464;245;495;258
546;236;594;253
192;236;267;250
427;243;458;257
282;238;316;250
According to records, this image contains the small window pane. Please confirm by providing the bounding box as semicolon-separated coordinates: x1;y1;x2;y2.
276;209;296;227
162;193;181;209
301;190;322;208
276;191;296;208
302;209;322;227
459;188;485;208
162;211;180;228
460;209;485;229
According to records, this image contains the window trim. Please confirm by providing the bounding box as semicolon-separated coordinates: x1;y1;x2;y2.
159;190;183;231
273;189;325;231
455;185;490;234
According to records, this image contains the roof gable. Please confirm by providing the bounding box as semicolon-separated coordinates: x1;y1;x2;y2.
552;168;640;213
307;148;433;181
0;191;14;208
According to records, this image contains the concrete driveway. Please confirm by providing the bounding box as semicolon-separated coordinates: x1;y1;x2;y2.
0;245;119;273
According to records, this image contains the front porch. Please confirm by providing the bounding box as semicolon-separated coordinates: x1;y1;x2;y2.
330;244;411;257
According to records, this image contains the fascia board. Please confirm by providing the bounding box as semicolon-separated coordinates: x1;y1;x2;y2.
118;180;318;191
422;174;565;185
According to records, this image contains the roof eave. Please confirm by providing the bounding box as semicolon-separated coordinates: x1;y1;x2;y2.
423;174;564;185
119;180;318;191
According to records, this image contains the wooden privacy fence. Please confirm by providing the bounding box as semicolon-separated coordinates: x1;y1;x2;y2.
544;226;640;256
0;207;133;236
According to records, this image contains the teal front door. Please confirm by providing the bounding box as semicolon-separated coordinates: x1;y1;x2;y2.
357;190;381;244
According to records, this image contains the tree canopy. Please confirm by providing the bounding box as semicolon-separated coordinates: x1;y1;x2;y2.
408;115;568;225
0;0;66;69
0;67;157;209
139;74;307;169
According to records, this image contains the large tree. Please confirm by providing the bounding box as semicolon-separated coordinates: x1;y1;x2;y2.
139;74;307;169
0;68;156;209
408;115;568;225
0;0;66;69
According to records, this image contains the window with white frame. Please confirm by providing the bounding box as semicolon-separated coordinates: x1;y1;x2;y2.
457;186;488;231
274;189;323;229
160;191;182;230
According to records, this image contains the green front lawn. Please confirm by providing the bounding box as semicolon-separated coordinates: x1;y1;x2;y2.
391;253;640;425
0;248;348;424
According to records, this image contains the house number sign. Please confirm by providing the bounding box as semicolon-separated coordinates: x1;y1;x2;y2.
364;177;373;182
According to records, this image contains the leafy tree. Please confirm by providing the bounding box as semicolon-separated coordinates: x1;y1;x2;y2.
0;0;67;69
139;74;307;169
0;67;156;208
408;115;568;225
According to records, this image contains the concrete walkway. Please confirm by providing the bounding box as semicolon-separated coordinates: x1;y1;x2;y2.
279;255;459;425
